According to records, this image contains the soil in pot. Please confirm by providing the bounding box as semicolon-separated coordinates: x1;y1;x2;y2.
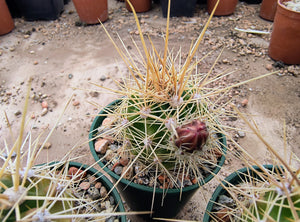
125;0;152;13
268;0;300;64
72;0;108;24
89;100;227;219
64;162;127;222
0;0;14;36
207;0;238;16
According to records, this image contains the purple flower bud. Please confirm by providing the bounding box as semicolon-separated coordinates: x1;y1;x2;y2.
175;120;209;152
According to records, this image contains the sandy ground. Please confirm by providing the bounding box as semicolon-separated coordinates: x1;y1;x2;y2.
0;1;299;221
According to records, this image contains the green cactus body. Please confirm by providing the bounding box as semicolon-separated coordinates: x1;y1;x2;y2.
0;171;72;222
117;88;211;168
244;186;300;222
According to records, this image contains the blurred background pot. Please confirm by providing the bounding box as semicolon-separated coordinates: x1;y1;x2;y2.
125;0;152;13
0;0;14;36
5;0;22;18
207;0;238;16
73;0;108;24
20;0;64;21
161;0;197;17
268;0;300;64
260;0;278;21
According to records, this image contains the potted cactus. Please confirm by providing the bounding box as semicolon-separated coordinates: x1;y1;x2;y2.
88;0;231;219
0;80;127;222
204;110;300;222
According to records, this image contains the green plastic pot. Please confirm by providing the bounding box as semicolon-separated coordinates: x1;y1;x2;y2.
203;165;281;222
46;161;127;222
89;100;227;219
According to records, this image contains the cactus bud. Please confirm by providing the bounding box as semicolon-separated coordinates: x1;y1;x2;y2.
175;120;209;152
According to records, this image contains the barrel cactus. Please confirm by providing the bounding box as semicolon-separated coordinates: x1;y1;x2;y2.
93;0;230;189
92;0;276;189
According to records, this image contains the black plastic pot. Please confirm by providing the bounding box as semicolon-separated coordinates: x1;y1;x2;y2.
48;161;127;222
13;0;64;21
5;0;22;18
89;100;227;220
160;0;197;17
203;165;281;222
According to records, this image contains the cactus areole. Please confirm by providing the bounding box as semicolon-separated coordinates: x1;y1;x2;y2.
175;120;209;152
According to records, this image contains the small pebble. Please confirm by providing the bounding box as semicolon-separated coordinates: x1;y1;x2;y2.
100;75;107;81
88;186;101;200
79;181;90;190
114;166;123;175
42;142;52;149
238;130;246;138
95;139;109;154
33;61;38;65
41;101;48;109
241;99;248;107
100;186;108;197
41;108;48;116
14;110;22;116
265;63;273;71
95;182;102;189
119;156;129;166
121;166;133;180
73;101;80;106
102;117;114;128
216;208;230;222
68;167;87;180
105;150;114;162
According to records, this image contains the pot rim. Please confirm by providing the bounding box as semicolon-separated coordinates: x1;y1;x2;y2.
278;0;300;14
89;99;227;194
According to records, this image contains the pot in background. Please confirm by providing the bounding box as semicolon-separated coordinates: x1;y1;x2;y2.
125;0;152;13
21;0;64;21
207;0;238;16
0;0;14;36
259;0;278;21
268;0;300;64
161;0;197;17
72;0;108;24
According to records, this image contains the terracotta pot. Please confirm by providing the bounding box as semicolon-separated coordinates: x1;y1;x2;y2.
0;0;14;35
125;0;151;13
259;0;277;21
72;0;108;24
207;0;238;16
268;0;300;64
